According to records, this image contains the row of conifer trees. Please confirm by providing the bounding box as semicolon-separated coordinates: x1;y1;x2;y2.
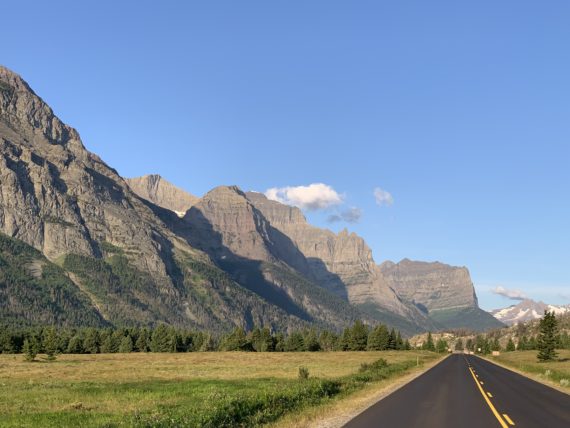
0;321;418;358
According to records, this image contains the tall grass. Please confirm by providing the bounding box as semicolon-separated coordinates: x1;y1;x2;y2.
133;358;420;427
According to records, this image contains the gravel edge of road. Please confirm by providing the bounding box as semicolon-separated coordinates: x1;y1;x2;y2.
315;354;450;428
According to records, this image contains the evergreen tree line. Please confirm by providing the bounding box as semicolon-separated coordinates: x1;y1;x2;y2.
0;320;414;356
455;311;568;359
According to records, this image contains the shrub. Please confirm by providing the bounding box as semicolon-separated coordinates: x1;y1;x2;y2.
298;366;310;380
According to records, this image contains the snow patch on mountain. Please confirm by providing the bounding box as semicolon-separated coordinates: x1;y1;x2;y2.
491;299;570;325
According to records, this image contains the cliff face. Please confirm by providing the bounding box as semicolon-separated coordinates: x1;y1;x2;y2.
379;259;478;312
181;186;360;328
0;65;500;334
245;192;422;319
0;66;174;278
126;174;198;215
0;66;346;332
378;259;504;330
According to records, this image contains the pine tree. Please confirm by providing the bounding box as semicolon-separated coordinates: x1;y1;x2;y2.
387;328;397;350
474;335;484;353
23;337;38;362
367;325;389;351
537;311;558;362
250;327;262;352
483;338;491;354
454;338;464;351
135;329;149;352
43;327;58;361
395;331;404;350
303;329;320;352
66;335;84;354
199;333;215;351
423;332;435;351
319;330;336;351
491;337;501;352
0;329;15;354
436;338;448;353
284;331;305;352
260;327;275;352
465;338;474;352
83;328;99;354
518;335;528;351
151;324;176;352
349;321;369;351
119;335;133;353
274;332;286;352
100;331;118;353
404;339;411;350
338;328;351;351
506;338;515;352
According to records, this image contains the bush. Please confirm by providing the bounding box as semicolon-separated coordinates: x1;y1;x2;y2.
298;366;310;380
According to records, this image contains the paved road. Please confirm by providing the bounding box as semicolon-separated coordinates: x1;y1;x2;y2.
344;353;570;428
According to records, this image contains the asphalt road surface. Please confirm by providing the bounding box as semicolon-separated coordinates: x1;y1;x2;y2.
344;353;570;428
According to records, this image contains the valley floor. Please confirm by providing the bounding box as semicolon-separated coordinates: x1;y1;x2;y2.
0;351;439;427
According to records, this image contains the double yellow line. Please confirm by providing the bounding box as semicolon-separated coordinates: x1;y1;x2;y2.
467;364;512;427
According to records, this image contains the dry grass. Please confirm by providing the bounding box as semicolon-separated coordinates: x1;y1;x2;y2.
0;351;438;427
0;351;426;382
487;349;570;393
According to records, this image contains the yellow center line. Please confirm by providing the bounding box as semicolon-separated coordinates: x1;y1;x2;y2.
468;365;509;428
503;414;515;426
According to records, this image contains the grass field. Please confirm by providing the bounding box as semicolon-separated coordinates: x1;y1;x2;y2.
0;351;439;427
489;349;570;391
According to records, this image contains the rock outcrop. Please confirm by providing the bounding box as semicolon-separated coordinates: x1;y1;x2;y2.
126;174;198;216
245;192;425;320
0;65;173;278
379;259;478;312
181;186;360;328
379;259;504;330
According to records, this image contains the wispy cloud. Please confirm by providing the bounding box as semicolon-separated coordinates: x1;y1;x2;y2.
374;187;394;206
265;183;343;211
327;207;362;224
491;286;528;301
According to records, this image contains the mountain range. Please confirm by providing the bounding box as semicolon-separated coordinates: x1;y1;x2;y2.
0;66;503;335
491;299;570;325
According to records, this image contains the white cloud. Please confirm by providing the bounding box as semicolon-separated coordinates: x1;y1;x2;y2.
265;183;343;211
491;286;528;301
327;207;362;223
374;187;394;206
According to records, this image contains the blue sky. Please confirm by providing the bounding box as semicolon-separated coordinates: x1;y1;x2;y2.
3;1;569;309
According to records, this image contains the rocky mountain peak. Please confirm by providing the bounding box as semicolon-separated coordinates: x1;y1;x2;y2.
491;299;570;325
0;66;81;150
183;185;276;262
126;174;198;215
379;259;477;311
0;67;178;278
245;192;307;226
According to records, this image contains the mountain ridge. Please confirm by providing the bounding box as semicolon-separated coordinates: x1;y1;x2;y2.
491;299;570;325
0;65;501;334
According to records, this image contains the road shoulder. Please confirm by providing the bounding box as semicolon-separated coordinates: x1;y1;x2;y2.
273;353;448;428
478;355;570;396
